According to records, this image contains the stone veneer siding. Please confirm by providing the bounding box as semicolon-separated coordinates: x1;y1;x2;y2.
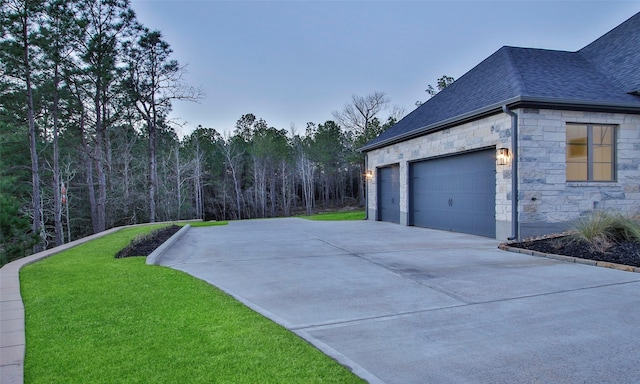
366;109;640;240
517;109;640;237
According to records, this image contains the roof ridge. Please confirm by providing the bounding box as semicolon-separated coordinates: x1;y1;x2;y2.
579;12;640;52
578;12;640;94
500;46;526;96
503;45;571;53
577;49;630;94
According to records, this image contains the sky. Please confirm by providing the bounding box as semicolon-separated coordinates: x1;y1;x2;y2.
129;0;640;137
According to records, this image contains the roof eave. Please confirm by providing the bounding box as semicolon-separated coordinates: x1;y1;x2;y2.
359;96;640;152
516;96;640;112
358;96;521;152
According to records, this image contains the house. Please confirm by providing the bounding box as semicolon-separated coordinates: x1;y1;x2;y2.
360;12;640;240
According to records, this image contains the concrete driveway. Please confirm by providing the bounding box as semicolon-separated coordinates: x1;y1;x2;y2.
157;218;640;384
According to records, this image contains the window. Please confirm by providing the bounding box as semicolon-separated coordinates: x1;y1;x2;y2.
566;124;615;181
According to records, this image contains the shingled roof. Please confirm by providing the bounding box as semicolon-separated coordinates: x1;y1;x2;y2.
361;12;640;152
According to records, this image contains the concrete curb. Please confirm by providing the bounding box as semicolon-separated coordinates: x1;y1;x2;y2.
0;221;194;384
498;244;640;273
146;224;191;265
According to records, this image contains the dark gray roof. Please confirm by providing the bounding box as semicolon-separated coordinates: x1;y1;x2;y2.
580;12;640;94
362;12;640;152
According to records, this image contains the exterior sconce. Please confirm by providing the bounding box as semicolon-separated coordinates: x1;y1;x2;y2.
364;170;374;181
497;148;510;165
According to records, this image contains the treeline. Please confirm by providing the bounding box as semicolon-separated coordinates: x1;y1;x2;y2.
0;0;401;265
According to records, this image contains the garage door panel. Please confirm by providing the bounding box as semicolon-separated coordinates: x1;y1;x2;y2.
410;149;496;238
378;165;400;223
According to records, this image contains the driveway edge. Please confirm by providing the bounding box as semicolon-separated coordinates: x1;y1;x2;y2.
499;244;640;273
146;224;191;265
176;271;386;384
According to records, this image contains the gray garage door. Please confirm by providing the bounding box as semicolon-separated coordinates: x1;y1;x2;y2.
378;165;400;223
410;149;495;238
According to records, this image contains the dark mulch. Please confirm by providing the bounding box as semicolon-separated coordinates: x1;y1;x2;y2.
115;225;181;258
508;235;640;268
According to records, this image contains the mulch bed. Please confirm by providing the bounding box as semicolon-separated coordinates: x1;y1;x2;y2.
115;225;181;258
507;235;640;268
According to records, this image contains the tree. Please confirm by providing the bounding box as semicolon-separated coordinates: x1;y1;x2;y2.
417;75;455;106
0;174;36;265
307;121;347;207
427;75;455;96
125;28;201;222
1;0;46;251
293;132;316;216
250;124;289;217
332;92;389;137
76;0;136;232
220;133;246;220
0;124;37;265
333;92;401;206
39;0;80;246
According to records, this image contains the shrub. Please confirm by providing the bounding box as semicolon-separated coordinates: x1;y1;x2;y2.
115;225;180;258
571;210;640;252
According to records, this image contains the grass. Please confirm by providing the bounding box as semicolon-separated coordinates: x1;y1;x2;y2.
20;225;364;384
299;210;365;221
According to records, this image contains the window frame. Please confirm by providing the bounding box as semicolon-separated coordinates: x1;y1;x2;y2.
565;123;616;182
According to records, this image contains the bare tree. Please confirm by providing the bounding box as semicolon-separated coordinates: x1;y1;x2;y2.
333;92;394;206
332;92;389;136
220;135;245;220
61;160;76;243
293;134;315;216
191;139;205;220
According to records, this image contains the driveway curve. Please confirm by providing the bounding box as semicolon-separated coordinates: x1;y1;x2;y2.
158;218;640;384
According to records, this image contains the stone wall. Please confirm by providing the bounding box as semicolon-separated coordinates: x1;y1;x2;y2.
365;108;640;240
517;109;640;237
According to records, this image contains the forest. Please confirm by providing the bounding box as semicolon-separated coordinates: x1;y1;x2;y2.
0;0;405;265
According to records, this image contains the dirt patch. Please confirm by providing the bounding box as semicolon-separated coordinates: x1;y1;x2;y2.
116;225;181;258
507;235;640;268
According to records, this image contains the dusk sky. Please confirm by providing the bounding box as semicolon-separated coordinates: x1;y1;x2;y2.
129;1;640;137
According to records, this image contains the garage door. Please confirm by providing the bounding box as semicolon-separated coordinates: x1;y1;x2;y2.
378;165;400;223
410;149;495;237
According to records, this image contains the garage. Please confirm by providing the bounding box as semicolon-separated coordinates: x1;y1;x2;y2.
377;165;400;223
409;149;496;237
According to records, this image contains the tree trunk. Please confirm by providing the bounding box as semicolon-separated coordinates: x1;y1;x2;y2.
231;164;241;220
79;112;99;233
193;142;204;220
269;166;276;217
175;145;181;220
22;8;43;252
147;116;157;223
94;83;107;232
52;62;64;246
63;162;74;244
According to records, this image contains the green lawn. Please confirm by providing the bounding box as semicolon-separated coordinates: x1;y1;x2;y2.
299;210;365;221
20;225;364;383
